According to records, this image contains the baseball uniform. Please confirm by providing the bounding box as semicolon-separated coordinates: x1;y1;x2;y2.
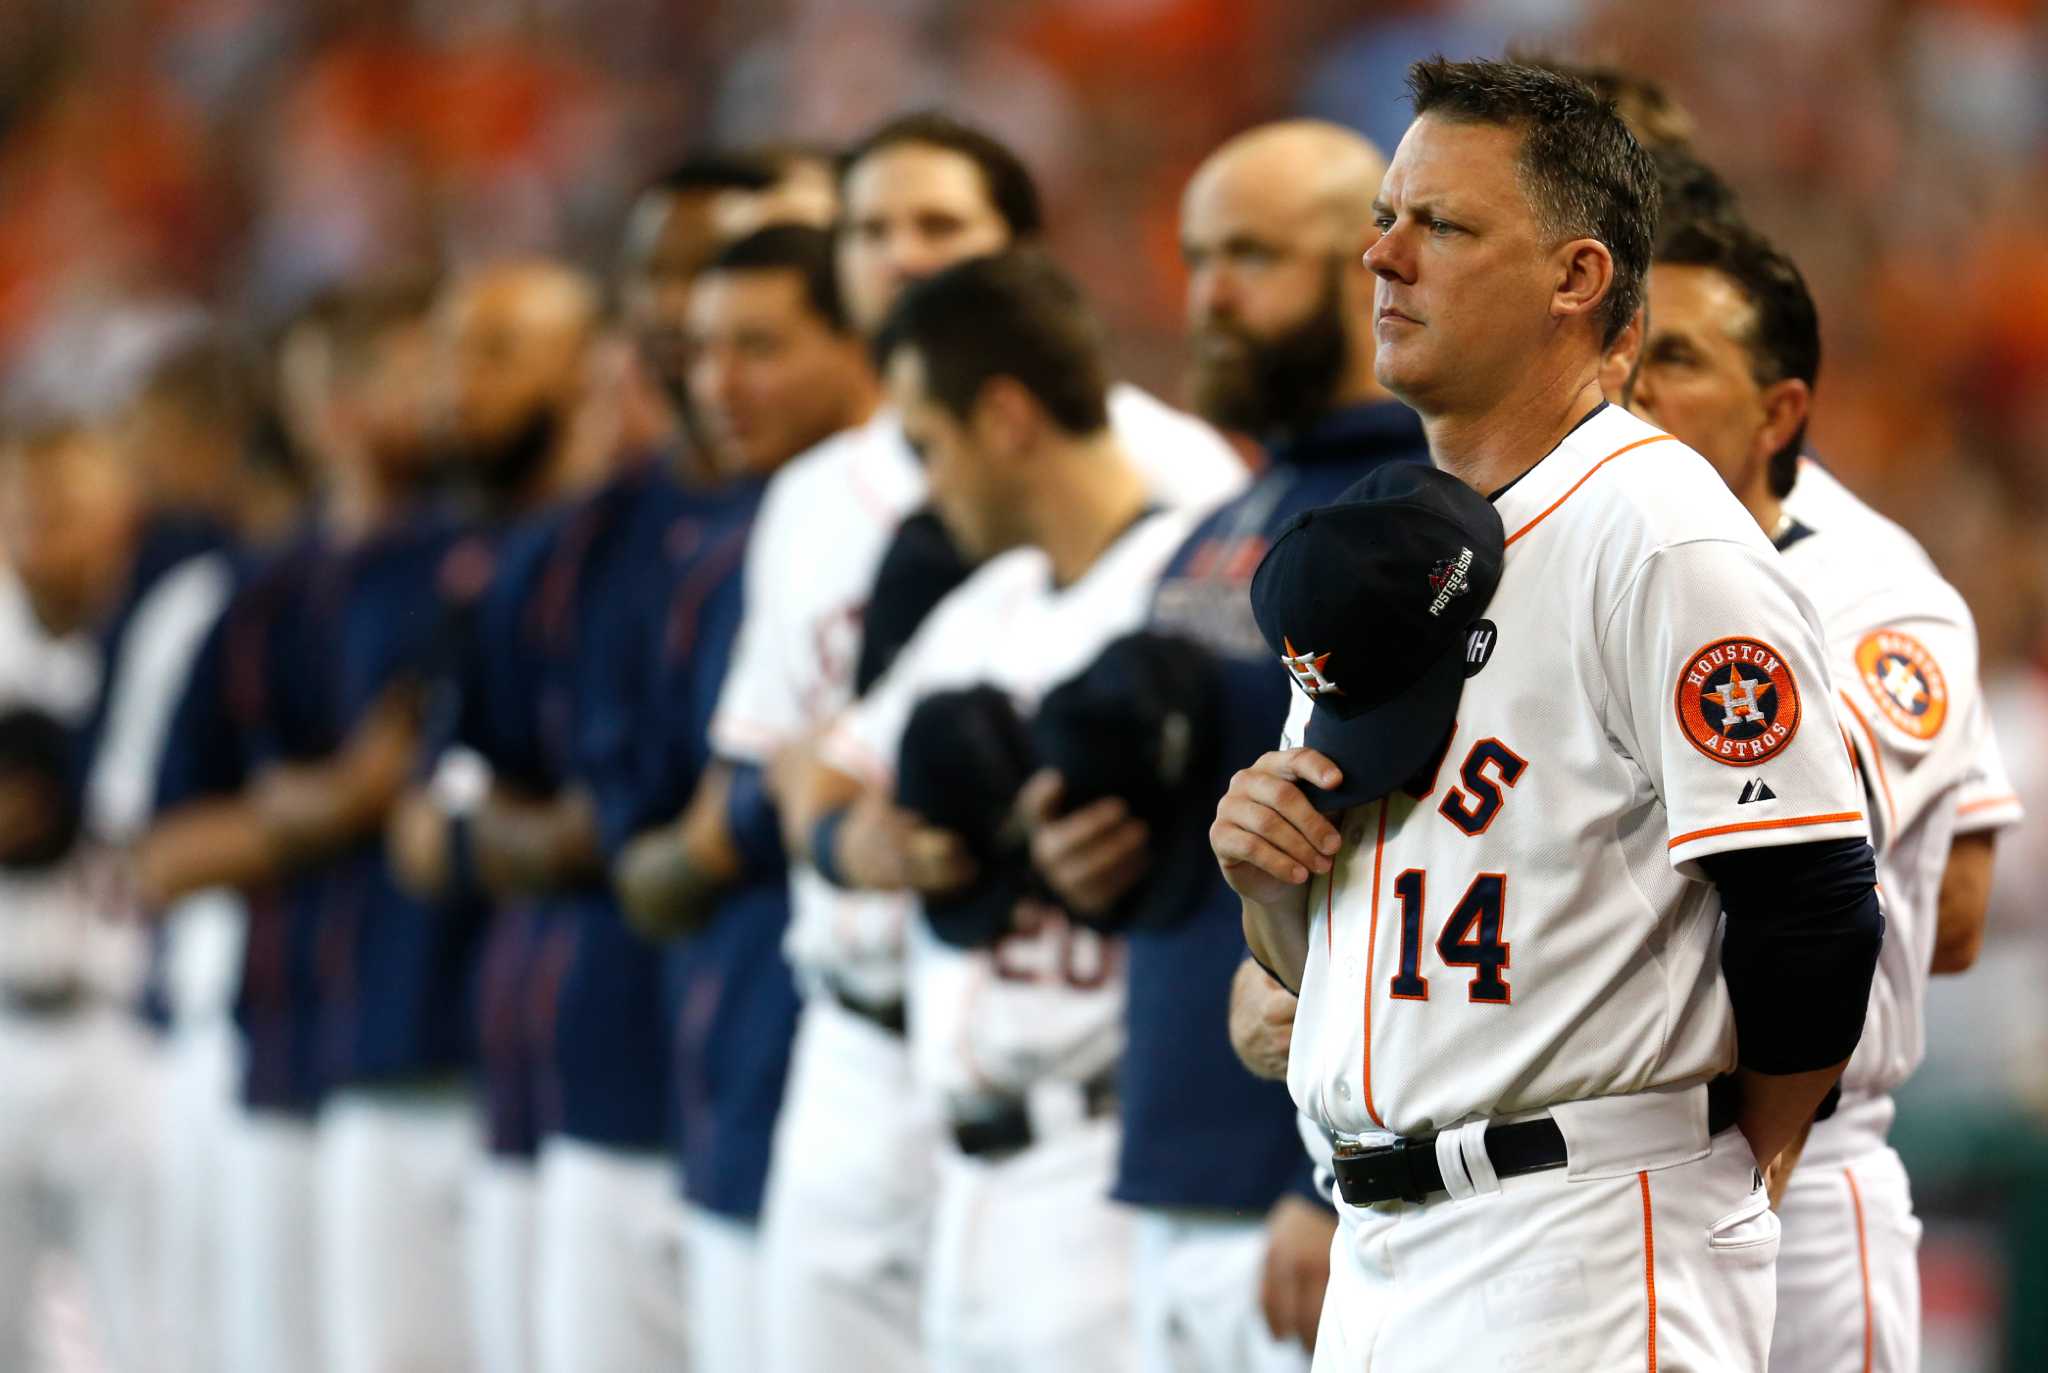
304;508;487;1373
724;390;1244;1373
484;462;721;1373
586;473;794;1373
1279;406;1870;1372
824;506;1197;1373
0;563;139;1373
171;532;335;1373
42;513;235;1373
1122;399;1428;1373
1766;458;2024;1373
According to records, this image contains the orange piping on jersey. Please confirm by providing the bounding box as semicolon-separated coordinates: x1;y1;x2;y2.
1836;692;1896;837
1958;793;2022;817
1361;798;1389;1130
1846;1168;1873;1373
1667;812;1863;849
1503;434;1677;547
1639;1171;1658;1372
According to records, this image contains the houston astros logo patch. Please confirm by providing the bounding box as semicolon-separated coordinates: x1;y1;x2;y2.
1854;629;1947;740
1674;636;1801;766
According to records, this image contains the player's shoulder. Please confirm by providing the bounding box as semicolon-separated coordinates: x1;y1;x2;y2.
1780;461;1971;634
755;410;917;530
1107;383;1248;506
885;547;1048;693
1518;404;1767;558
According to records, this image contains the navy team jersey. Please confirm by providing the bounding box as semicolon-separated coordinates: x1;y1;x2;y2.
306;507;492;1088
155;530;338;1114
504;459;761;1154
585;472;799;1219
1117;401;1428;1213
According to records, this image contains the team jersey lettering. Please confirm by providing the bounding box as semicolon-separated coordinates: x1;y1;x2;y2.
1438;738;1529;835
990;907;1119;990
1853;628;1947;741
1674;635;1802;766
1386;867;1511;1005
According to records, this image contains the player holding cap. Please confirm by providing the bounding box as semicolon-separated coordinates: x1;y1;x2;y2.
795;251;1201;1372
1625;213;2023;1373
1212;58;1883;1370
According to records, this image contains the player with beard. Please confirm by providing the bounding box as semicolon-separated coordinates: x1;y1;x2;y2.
1013;122;1427;1372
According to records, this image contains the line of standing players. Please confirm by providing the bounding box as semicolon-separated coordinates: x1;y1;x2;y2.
0;60;2009;1373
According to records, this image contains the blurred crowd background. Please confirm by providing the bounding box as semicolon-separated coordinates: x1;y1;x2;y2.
1;0;2044;1369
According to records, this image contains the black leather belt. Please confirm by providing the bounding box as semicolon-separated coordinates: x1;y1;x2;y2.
1;979;89;1018
951;1069;1119;1160
1332;1079;1739;1207
825;978;906;1037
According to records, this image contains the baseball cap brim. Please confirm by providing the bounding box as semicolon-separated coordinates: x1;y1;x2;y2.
1299;631;1468;813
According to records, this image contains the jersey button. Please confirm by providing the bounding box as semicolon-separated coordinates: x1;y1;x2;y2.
1335;1080;1352;1102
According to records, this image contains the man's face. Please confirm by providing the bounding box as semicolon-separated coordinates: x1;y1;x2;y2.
435;281;580;491
0;429;141;635
888;348;1015;563
1181;164;1360;436
686;268;871;478
620;190;723;402
1628;265;1776;492
349;319;436;480
839;144;1014;336
1364;117;1560;414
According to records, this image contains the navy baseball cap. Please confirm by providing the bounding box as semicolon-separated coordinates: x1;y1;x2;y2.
1250;463;1505;812
1031;631;1223;932
895;685;1039;949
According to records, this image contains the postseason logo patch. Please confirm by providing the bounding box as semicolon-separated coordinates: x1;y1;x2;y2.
1854;628;1948;740
1674;636;1802;767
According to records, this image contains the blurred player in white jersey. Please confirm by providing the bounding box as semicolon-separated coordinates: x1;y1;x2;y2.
1626;213;2023;1373
788;250;1196;1373
620;110;1242;1373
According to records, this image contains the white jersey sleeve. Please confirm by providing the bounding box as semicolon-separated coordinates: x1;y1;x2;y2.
1600;537;1868;873
1954;706;2025;835
707;473;807;765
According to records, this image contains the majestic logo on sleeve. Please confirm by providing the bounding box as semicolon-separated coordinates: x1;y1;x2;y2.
1854;629;1947;740
1427;548;1475;617
1675;636;1802;766
1281;636;1342;697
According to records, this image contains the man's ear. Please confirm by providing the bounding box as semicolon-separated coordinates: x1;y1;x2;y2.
1753;376;1811;469
970;376;1043;462
1552;237;1616;333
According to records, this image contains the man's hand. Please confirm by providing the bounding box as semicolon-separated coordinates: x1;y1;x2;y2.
837;791;976;896
1764;1115;1813;1211
1735;1064;1844;1180
1212;748;1343;989
1229;956;1298;1080
615;823;726;941
1260;1194;1335;1353
1210;748;1342;908
1018;770;1149;918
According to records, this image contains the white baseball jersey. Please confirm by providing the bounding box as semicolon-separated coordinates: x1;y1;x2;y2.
710;389;1243;1004
1282;406;1869;1141
1778;458;2022;1104
823;508;1196;1104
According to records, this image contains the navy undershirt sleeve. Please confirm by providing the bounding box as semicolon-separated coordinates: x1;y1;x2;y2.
1702;836;1884;1075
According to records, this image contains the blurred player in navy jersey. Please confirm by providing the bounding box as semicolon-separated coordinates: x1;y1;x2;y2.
1018;120;1425;1372
631;113;1241;1373
609;223;876;1370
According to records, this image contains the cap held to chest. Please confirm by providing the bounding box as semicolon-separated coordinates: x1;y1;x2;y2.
1250;464;1505;812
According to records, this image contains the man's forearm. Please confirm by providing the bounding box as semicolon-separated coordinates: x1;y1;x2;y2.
1242;893;1311;995
473;789;602;896
136;801;279;908
1734;1063;1844;1171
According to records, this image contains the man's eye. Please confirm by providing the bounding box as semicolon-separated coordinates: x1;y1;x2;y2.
1429;219;1455;236
1373;215;1395;232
